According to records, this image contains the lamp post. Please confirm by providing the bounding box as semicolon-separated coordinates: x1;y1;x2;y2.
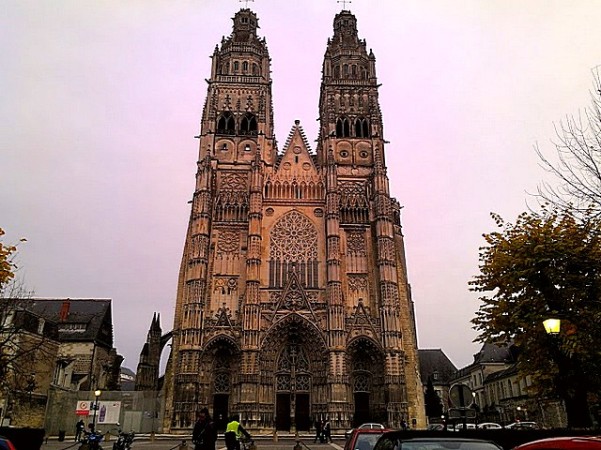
92;389;102;431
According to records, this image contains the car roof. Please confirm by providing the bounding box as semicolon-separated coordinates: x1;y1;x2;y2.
515;436;601;449
377;432;500;444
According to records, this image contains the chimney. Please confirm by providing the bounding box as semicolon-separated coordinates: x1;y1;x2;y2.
59;299;71;321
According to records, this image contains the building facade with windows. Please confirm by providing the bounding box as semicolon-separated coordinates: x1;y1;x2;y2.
164;8;425;433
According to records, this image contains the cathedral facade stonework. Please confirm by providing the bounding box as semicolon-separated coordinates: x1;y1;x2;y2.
163;8;426;433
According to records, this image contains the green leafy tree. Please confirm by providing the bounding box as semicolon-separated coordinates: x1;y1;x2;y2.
471;208;601;428
0;228;18;290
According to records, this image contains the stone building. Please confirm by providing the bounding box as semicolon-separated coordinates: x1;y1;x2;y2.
0;297;122;428
164;7;425;433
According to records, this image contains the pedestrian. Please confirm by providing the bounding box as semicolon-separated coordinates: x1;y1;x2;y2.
313;418;322;443
225;414;252;450
75;419;85;441
193;407;218;450
323;418;332;443
401;419;408;431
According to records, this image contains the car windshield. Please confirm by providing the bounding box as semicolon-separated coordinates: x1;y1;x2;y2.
399;443;500;450
375;439;501;450
354;433;384;450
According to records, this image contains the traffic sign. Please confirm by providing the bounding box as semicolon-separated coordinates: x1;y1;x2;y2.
449;384;473;408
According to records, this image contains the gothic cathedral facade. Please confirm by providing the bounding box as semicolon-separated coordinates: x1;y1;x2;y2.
163;8;426;432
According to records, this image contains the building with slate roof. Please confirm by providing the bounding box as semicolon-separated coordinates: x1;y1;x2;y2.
418;349;458;413
22;298;123;392
451;343;515;414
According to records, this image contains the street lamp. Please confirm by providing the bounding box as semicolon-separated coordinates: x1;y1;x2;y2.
543;318;561;335
92;389;102;431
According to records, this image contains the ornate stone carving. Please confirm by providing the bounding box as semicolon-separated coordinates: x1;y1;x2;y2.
348;274;368;292
217;231;240;254
346;231;366;256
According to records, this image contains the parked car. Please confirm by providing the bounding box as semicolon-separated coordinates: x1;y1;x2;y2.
0;436;16;450
454;423;477;431
344;428;388;450
512;436;601;449
345;423;386;439
506;421;540;430
478;422;503;429
426;423;445;431
373;432;503;450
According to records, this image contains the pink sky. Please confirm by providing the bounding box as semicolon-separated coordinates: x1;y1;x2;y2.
2;1;600;371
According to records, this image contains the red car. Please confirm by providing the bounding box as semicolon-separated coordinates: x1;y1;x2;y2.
0;436;16;450
513;436;601;449
344;428;388;450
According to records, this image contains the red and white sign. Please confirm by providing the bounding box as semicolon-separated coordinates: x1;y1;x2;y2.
76;401;90;416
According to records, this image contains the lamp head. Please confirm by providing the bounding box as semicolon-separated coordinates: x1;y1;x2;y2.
94;389;102;397
543;318;561;335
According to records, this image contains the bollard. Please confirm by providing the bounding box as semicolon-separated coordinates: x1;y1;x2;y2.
179;439;188;449
273;430;278;442
294;440;303;450
150;431;155;442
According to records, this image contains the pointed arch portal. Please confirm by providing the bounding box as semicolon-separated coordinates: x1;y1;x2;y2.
347;337;387;427
260;314;327;432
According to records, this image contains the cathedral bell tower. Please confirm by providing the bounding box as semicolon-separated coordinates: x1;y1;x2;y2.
316;9;426;429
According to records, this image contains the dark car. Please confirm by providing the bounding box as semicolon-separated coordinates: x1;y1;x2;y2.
373;431;503;450
0;436;16;450
345;428;388;450
512;436;601;449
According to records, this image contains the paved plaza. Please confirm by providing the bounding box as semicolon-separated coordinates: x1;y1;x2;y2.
40;435;346;450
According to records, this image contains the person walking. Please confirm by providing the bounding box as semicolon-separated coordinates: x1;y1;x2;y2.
313;418;322;443
225;414;252;450
193;407;218;450
75;419;85;441
323;418;332;443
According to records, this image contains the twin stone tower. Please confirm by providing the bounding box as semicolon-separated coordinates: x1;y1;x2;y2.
149;7;426;433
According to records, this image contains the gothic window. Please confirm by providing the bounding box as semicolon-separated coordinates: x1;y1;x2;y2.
269;211;319;288
353;373;370;393
355;117;370;138
252;63;259;76
343;64;349;78
240;113;258;135
276;344;311;393
216;112;236;135
213;350;232;394
242;61;249;72
336;117;350;138
334;65;340;78
233;61;239;72
361;66;367;79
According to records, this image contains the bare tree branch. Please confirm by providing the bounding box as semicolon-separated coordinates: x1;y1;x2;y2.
536;67;601;216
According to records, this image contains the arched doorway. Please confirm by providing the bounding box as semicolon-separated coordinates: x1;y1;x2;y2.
348;338;386;427
260;315;328;432
275;340;311;431
202;335;240;431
